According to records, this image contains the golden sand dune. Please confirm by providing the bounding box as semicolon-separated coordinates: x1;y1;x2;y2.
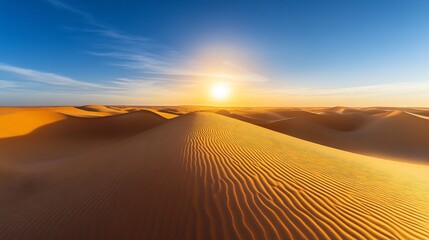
0;112;428;239
0;110;167;162
77;105;128;115
261;109;429;162
0;105;133;138
0;108;67;138
231;110;286;123
142;108;179;119
51;106;116;118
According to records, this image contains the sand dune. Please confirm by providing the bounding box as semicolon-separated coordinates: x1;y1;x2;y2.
51;106;116;118
77;105;128;115
0;112;428;239
0;105;134;138
0;109;167;162
271;109;318;118
231;109;286;123
260;109;429;162
0;108;67;138
142;108;179;119
217;109;266;124
217;107;429;163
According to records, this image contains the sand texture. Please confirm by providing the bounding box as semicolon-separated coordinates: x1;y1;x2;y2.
0;107;428;240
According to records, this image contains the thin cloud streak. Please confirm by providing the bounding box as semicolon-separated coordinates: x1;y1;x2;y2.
0;80;17;88
0;63;116;91
47;0;100;27
47;0;175;73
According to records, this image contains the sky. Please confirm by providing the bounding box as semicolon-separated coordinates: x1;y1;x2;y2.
0;0;429;106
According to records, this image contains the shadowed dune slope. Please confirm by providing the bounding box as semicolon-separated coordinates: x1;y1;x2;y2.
0;110;167;162
217;109;265;124
271;109;319;118
263;110;429;162
0;113;428;239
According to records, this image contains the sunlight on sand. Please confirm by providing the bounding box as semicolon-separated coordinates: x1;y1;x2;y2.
0;106;428;239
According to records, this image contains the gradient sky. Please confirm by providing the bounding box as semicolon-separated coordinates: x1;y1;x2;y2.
1;0;429;106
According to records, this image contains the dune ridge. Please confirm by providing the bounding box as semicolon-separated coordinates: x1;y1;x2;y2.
0;112;428;239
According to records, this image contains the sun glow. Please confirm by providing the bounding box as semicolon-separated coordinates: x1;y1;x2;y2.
211;83;231;101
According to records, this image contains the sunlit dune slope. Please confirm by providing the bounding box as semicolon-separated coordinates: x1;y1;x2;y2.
262;109;429;162
0;106;135;139
1;112;428;239
0;108;67;138
142;108;179;119
0;110;167;162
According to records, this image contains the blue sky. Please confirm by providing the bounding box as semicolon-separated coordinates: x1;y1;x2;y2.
1;0;429;106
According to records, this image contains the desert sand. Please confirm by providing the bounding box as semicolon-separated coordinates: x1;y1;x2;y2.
220;107;429;163
0;106;428;239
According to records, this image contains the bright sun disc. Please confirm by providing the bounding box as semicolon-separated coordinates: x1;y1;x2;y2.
211;83;231;101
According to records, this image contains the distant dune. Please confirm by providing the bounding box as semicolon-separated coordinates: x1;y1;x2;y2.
0;108;67;138
223;107;429;163
0;109;428;239
0;108;167;162
77;105;128;115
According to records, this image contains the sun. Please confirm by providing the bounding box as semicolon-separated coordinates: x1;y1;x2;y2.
211;83;231;101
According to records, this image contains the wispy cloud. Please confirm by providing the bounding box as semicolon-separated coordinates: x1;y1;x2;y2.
47;0;175;71
47;0;98;25
0;80;17;88
0;63;116;91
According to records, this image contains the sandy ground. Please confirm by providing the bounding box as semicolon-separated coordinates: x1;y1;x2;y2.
0;106;428;239
217;107;429;163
